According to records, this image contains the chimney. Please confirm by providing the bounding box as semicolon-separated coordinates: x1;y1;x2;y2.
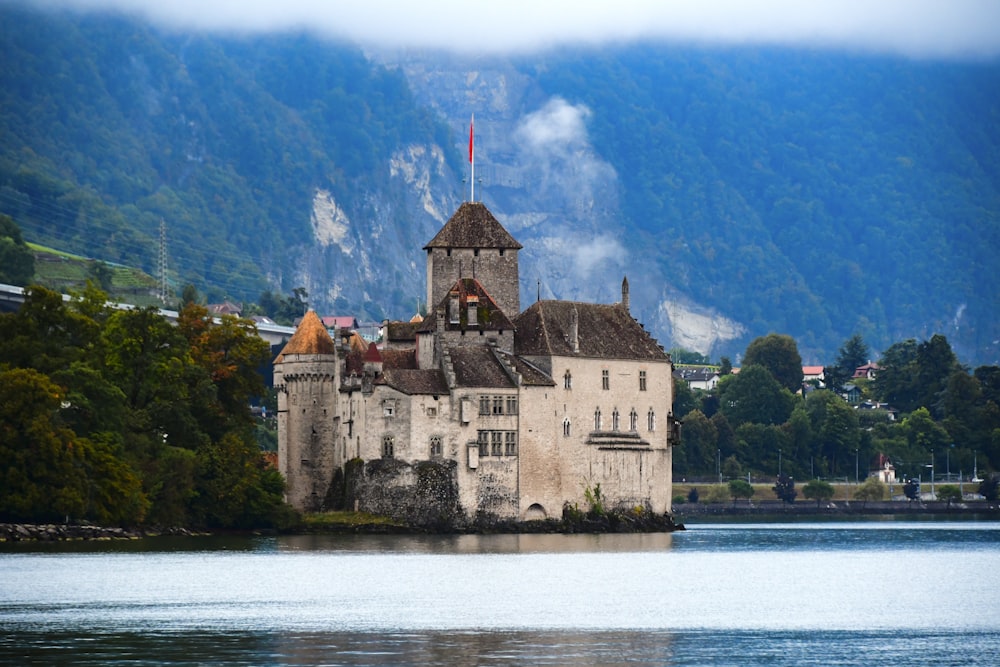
621;275;630;314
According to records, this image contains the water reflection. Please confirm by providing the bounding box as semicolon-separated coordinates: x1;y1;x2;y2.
275;531;676;554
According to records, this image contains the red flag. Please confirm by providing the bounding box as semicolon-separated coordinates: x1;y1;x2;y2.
468;115;474;164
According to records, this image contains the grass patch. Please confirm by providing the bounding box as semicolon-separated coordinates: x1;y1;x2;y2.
301;511;407;530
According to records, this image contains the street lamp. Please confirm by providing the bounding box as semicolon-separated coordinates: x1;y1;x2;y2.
778;449;782;477
854;449;859;485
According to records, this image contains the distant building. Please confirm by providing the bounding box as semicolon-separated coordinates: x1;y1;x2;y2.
673;366;720;391
274;202;679;521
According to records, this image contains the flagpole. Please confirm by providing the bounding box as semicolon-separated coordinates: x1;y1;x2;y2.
469;114;475;202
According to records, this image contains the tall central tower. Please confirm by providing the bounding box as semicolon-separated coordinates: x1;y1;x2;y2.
424;202;522;317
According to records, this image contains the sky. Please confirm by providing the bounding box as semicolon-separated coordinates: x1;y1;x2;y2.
33;0;1000;60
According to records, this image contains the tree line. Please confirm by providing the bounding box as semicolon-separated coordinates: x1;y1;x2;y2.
672;333;1000;486
0;284;294;528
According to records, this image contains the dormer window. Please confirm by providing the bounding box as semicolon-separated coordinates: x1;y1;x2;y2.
449;295;460;324
467;296;479;325
383;400;396;418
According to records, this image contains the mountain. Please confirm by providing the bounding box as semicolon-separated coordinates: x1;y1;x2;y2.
2;5;998;365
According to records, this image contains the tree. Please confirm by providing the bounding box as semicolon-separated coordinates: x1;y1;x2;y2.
802;479;835;507
719;356;733;376
853;477;886;508
0;213;35;285
672;378;699;425
679;409;718;476
687;487;700;503
728;479;754;505
978;476;999;503
773;474;797;503
827;334;870;394
873;338;919;411
743;333;803;393
718;364;795;427
903;478;921;501
935;484;962;508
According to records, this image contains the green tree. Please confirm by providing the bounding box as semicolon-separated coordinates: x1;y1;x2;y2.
827;334;870;394
853;477;886;508
802;479;835;507
0;213;35;285
672;377;699;424
719;356;733;376
743;333;803;393
680;409;718;476
718;364;796;427
915;335;962;416
728;478;754;505
874;339;919;411
935;484;962;507
978;476;998;503
805;390;860;476
773;474;797;503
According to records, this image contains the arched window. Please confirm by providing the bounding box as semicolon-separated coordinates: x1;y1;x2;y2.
647;410;656;432
594;408;602;431
382;435;395;458
430;435;442;458
629;408;638;431
564;370;572;389
563;418;571;437
612;408;620;431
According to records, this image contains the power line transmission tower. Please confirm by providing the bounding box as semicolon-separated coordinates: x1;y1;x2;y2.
158;219;168;304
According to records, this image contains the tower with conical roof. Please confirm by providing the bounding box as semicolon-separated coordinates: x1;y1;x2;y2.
424;202;522;319
274;310;340;511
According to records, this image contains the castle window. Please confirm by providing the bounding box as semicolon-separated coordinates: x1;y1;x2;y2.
430;435;442;458
602;369;610;390
479;395;490;416
382;435;395;458
629;409;638;431
474;249;480;257
612;408;620;431
563;418;571;437
564;370;572;389
492;396;504;415
639;370;647;391
426;406;437;417
478;430;489;457
491;431;503;457
506;396;518;415
594;408;602;431
647;410;656;432
499;248;505;256
449;296;460;324
505;432;517;456
383;400;395;418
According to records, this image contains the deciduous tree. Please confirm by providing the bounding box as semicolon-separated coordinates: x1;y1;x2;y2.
743;333;803;393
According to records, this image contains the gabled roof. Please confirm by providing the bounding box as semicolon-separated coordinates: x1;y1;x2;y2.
417;278;515;334
423;202;522;250
363;341;382;363
376;369;449;395
382;348;417;370
449;345;517;389
385;320;420;342
513;300;668;361
322;315;359;330
274;310;336;362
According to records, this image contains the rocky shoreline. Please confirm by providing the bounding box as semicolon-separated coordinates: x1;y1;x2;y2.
0;523;203;542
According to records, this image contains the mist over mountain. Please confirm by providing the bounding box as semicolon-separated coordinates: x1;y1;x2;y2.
2;4;998;365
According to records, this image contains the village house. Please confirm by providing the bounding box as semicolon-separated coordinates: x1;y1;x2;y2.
274;201;679;522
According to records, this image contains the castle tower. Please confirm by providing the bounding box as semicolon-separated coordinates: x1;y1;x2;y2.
274;310;340;512
424;202;522;319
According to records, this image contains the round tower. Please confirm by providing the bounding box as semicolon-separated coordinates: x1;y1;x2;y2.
274;310;340;512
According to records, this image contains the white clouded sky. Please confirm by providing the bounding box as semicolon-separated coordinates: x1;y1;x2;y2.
31;0;1000;59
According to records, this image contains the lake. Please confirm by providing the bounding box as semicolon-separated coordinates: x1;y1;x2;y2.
2;521;998;665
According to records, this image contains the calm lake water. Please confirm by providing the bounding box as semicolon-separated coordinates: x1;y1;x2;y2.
2;521;998;665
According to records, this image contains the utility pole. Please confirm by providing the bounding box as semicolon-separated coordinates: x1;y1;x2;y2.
158;219;168;304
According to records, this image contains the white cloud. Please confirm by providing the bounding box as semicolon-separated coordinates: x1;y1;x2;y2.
515;98;591;156
573;236;626;277
32;0;1000;60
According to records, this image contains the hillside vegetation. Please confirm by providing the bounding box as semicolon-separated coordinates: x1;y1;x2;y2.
2;5;998;364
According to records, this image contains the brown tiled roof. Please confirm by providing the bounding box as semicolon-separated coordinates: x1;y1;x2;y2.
423;202;522;250
274;310;336;362
377;368;449;395
386;320;419;342
449;345;517;389
416;278;515;334
502;351;555;386
382;348;418;370
513;300;668;361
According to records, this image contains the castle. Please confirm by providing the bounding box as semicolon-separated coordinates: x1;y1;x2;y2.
274;201;679;523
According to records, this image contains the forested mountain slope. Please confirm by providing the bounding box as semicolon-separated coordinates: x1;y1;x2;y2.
2;4;998;363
